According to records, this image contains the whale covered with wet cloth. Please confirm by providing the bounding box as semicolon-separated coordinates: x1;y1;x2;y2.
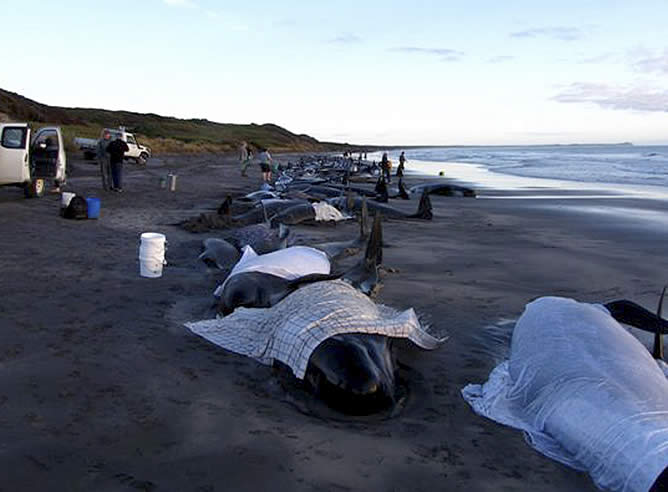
186;280;444;414
186;215;446;414
462;292;668;492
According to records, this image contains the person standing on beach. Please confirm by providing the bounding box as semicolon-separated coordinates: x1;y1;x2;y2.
397;151;406;178
97;131;112;190
258;147;273;183
106;135;129;192
239;141;250;177
381;152;391;183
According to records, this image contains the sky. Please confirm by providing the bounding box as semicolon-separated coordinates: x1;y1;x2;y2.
2;0;668;145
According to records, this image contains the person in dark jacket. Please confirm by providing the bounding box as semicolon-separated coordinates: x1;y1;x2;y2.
381;152;391;183
106;136;130;192
397;151;406;178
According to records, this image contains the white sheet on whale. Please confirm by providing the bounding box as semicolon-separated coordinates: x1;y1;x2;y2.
311;201;351;222
213;245;330;297
461;297;668;492
189;280;445;379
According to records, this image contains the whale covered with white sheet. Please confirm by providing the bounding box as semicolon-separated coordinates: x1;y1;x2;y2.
462;296;668;492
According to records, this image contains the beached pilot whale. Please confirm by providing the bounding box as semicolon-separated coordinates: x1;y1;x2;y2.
220;222;290;255
216;212;383;315
329;191;432;220
187;279;444;415
463;289;668;492
409;182;476;198
180;197;313;232
198;238;240;270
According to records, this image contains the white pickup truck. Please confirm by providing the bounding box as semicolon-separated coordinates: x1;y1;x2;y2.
0;123;66;197
75;127;151;165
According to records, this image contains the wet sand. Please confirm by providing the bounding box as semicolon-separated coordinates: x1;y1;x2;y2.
2;153;667;491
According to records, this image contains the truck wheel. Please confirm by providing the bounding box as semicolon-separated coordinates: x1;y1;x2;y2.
24;178;46;198
136;153;149;166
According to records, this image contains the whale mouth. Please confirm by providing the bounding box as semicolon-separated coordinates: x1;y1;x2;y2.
272;360;413;423
305;372;410;421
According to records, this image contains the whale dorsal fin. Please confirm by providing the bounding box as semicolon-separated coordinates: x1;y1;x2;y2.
407;191;432;220
360;197;369;239
653;286;666;360
217;195;232;216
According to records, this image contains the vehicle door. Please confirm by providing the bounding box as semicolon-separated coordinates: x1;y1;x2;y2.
125;134;139;158
0;125;30;184
31;128;61;178
54;128;66;181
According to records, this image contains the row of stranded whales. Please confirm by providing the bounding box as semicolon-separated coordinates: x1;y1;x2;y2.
184;159;472;413
463;288;668;492
186;153;668;486
186;203;443;414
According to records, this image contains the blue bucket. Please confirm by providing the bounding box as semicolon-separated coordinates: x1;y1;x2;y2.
86;197;101;219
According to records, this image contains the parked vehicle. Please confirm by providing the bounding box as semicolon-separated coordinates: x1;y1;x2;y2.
0;123;66;198
73;137;98;160
75;127;152;165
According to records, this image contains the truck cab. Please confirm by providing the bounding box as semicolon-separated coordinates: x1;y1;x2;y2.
0;123;67;197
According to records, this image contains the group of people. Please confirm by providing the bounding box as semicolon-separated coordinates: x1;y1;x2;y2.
239;141;277;183
97;132;129;192
380;151;406;183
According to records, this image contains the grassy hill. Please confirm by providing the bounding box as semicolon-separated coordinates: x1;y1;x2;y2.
0;88;347;154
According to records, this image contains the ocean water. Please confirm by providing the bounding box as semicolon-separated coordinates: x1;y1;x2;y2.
368;145;668;195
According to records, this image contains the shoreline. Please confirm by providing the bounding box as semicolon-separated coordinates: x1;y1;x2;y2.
2;152;667;490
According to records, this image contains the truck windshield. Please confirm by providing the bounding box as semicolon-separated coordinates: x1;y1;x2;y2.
126;135;136;145
1;127;27;149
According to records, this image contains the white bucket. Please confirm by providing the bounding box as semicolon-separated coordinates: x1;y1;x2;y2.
61;192;76;208
139;232;166;278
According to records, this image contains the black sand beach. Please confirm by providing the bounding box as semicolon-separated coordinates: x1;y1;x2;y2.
2;153;667;491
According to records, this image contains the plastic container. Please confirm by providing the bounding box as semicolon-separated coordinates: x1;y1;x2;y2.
86;197;101;219
168;174;177;191
139;232;166;278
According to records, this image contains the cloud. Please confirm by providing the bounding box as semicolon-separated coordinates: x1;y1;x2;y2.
510;26;583;41
553;82;668;112
390;46;464;62
327;34;362;44
487;55;515;64
632;49;668;74
579;53;616;64
163;0;197;7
